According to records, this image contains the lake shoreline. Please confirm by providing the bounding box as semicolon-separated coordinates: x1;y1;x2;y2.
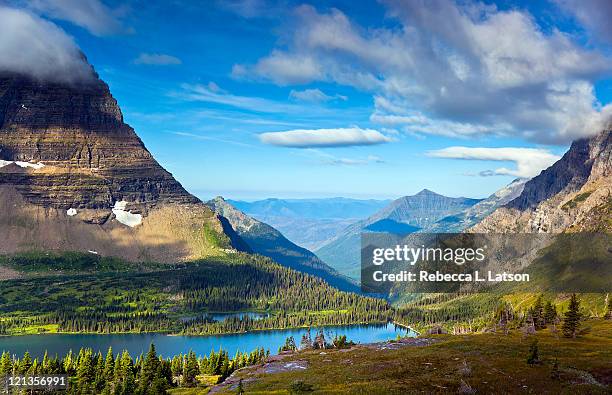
1;320;395;338
0;323;413;359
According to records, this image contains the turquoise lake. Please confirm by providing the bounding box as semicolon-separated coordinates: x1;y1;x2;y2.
0;323;415;359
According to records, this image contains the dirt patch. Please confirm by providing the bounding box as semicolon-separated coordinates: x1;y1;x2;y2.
0;265;22;280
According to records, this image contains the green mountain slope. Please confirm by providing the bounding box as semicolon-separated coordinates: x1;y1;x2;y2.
207;197;358;292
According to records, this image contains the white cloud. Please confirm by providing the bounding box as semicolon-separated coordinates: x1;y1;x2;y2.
556;0;612;44
134;53;182;65
237;1;612;144
307;150;385;165
172;131;254;148
28;0;128;36
176;83;353;116
0;6;94;83
259;127;393;148
216;0;282;18
234;51;323;85
177;83;300;113
289;88;346;103
427;146;561;178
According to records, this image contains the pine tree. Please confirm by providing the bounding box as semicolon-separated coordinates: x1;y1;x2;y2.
150;364;169;394
94;351;105;392
41;351;50;374
300;329;313;350
103;347;115;388
119;350;136;395
76;348;95;393
0;352;12;376
113;354;122;389
63;350;75;376
170;355;183;379
139;343;161;393
183;351;199;388
19;351;32;374
526;339;540;365
562;293;581;338
279;336;297;353
533;295;545;329
544;301;557;324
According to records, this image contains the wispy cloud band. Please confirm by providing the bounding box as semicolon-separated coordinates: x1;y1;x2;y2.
427;146;561;178
259;127;393;148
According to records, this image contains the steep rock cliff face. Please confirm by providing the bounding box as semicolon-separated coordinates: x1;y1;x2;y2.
0;71;198;215
0;71;244;261
473;129;612;233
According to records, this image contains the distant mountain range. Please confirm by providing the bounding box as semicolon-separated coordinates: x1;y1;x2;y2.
315;190;484;280
426;178;527;233
206;197;358;292
229;197;390;250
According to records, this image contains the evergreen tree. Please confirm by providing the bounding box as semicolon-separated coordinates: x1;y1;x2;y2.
544;301;557;324
562;294;581;338
0;352;12;376
526;339;540;365
182;351;199;388
19;351;32;374
139;343;161;394
170;355;182;379
94;351;105;392
76;348;95;394
41;351;50;373
279;336;297;353
119;350;136;395
103;347;115;388
300;329;312;350
63;350;75;376
149;364;169;394
532;295;545;329
113;354;122;390
0;344;270;394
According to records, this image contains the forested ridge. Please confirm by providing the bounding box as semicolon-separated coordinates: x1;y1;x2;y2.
0;253;390;335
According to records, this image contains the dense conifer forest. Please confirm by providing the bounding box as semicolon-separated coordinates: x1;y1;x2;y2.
0;253;390;335
0;344;267;394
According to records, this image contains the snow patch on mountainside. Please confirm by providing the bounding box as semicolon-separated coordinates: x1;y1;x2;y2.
0;160;45;169
112;201;142;227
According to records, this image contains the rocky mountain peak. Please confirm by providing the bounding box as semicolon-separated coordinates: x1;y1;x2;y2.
473;129;612;233
508;129;611;211
0;69;199;215
415;188;438;196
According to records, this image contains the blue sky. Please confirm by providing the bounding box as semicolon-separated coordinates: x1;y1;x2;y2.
2;0;611;200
